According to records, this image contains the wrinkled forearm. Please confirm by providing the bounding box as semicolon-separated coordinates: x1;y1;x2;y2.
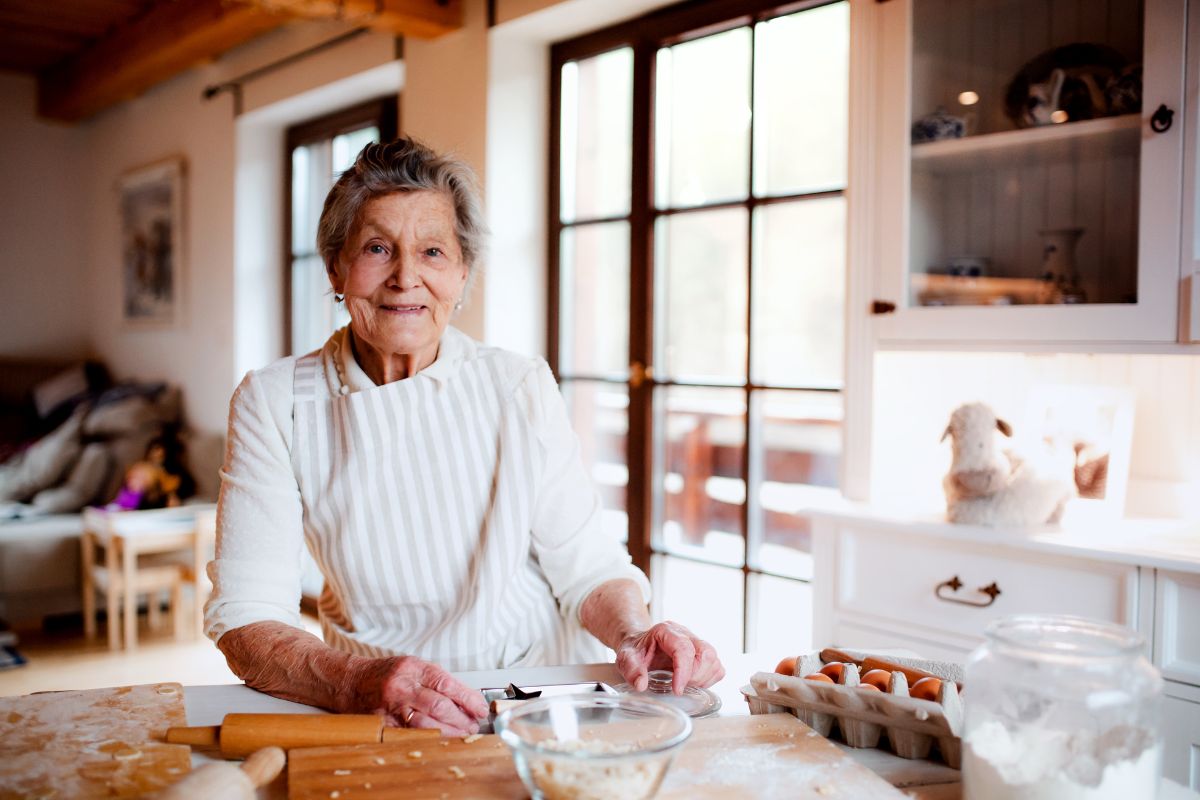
579;578;651;650
216;620;377;713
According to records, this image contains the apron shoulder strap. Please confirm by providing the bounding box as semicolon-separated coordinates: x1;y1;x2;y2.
293;350;324;400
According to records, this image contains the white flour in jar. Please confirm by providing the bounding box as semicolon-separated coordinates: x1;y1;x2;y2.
964;719;1161;800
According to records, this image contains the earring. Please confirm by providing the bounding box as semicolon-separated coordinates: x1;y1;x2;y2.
334;293;344;303
454;298;463;310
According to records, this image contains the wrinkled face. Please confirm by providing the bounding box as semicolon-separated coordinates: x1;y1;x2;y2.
329;191;468;364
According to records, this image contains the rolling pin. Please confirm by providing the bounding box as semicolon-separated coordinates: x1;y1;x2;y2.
166;713;438;758
157;746;285;799
819;647;964;689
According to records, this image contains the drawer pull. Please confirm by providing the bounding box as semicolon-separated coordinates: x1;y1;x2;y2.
935;575;1002;608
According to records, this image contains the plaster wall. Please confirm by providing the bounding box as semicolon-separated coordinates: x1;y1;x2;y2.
0;75;89;359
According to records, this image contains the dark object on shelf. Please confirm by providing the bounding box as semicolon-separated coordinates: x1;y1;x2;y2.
1004;43;1132;128
911;106;966;143
1106;64;1143;116
945;256;989;278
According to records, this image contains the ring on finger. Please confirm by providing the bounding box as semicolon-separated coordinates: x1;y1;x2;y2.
404;708;416;725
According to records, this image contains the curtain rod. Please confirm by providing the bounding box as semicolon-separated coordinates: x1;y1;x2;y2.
202;26;384;116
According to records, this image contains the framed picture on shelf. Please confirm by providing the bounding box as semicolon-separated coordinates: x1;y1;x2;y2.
118;157;185;326
1020;384;1136;520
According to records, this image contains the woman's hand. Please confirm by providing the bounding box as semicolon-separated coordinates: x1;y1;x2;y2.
615;621;725;695
350;655;489;736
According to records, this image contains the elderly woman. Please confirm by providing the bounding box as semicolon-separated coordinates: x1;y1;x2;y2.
206;138;724;736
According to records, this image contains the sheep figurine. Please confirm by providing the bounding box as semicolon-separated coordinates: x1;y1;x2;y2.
941;402;1074;527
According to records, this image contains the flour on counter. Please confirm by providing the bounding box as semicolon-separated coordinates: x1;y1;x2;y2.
964;719;1160;800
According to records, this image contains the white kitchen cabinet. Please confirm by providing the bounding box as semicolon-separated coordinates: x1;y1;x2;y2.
811;514;1141;655
861;0;1191;345
1156;570;1200;686
1162;680;1200;790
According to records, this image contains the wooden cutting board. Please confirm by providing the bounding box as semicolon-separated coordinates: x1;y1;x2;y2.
288;713;907;799
0;682;191;799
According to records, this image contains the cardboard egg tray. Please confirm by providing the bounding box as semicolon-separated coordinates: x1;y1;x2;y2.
741;652;964;768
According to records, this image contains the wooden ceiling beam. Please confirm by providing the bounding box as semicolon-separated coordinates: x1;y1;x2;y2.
235;0;462;39
37;0;291;123
35;0;460;123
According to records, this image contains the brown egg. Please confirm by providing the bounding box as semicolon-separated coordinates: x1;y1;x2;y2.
910;677;943;702
861;669;892;691
774;656;798;677
819;662;847;683
857;683;881;692
804;672;835;683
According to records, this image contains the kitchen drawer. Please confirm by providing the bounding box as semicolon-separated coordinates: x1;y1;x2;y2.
835;525;1138;642
1155;570;1200;686
1162;680;1200;791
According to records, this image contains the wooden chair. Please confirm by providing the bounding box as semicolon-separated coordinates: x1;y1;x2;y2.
80;505;216;650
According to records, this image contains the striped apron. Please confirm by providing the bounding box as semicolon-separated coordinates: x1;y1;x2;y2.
288;347;605;672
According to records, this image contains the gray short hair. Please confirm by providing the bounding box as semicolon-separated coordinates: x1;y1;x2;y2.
316;137;487;283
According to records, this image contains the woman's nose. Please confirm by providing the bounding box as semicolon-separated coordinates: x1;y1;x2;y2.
388;253;422;289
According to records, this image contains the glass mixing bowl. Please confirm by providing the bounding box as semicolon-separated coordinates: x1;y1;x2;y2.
494;694;693;800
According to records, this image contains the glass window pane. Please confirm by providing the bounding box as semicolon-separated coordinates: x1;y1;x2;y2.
562;380;628;544
653;386;745;568
332;126;379;173
753;3;850;196
560;48;634;223
655;28;752;209
291;141;331;256
655;208;748;383
559;222;630;378
748;573;813;655
907;0;1143;307
652;554;744;657
292;254;350;355
748;390;841;580
751;198;845;388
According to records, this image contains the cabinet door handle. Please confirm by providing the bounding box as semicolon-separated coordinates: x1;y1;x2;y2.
935;575;1002;607
1151;104;1174;134
871;300;897;315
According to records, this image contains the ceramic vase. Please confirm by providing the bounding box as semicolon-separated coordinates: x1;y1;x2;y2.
1038;227;1086;303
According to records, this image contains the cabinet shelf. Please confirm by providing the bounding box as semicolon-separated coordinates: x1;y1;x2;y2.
911;114;1142;174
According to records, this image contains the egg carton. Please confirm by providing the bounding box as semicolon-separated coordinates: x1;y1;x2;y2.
741;651;964;768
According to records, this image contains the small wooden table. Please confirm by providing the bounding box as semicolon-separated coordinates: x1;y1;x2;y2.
80;505;216;650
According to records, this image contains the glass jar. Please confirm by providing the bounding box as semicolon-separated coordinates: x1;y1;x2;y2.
963;614;1162;800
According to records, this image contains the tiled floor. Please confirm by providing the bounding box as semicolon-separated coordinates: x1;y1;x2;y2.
0;613;321;697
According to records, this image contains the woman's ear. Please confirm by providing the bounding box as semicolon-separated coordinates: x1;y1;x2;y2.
326;259;346;295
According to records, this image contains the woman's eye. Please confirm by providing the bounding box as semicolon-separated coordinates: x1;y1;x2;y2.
366;244;387;255
424;247;442;258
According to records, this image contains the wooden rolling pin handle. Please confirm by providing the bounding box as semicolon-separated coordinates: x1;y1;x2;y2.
490;698;529;716
165;725;219;747
819;648;863;666
240;746;286;786
156;747;284;799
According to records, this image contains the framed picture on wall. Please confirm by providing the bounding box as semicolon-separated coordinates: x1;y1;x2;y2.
119;157;184;326
1020;384;1136;521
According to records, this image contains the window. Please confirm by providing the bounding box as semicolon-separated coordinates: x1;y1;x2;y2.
551;0;849;654
285;97;397;356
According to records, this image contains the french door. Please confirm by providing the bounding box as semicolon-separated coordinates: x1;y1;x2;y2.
550;0;849;654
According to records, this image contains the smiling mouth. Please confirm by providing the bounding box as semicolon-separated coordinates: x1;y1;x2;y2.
379;304;425;313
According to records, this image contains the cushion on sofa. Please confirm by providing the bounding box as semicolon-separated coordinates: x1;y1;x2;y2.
0;409;84;502
32;364;90;419
30;443;111;513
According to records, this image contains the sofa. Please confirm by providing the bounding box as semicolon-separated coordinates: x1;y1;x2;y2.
0;358;221;627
